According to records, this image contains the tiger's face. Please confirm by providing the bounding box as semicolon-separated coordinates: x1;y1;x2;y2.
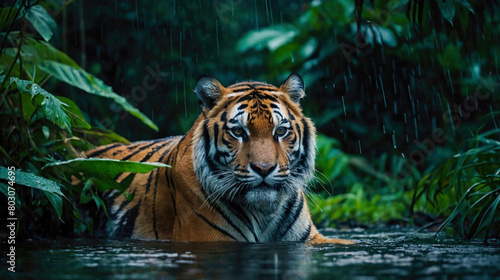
192;74;315;211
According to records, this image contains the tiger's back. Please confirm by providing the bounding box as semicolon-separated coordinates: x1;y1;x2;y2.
86;74;354;244
87;136;184;239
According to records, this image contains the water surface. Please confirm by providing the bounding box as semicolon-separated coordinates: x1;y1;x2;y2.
3;229;500;279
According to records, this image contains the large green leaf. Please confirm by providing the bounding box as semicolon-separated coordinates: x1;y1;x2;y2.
3;37;158;131
38;61;158;131
10;77;71;130
43;158;170;193
43;190;63;219
20;38;158;131
237;25;298;53
0;166;64;196
25;5;57;42
56;96;92;129
44;158;170;177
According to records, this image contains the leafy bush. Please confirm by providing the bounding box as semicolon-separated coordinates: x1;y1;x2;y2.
309;134;421;226
412;122;500;240
0;0;165;238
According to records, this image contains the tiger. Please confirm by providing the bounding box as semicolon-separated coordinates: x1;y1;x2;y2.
86;73;354;244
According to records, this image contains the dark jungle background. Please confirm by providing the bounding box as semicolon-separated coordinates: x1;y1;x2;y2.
0;0;499;241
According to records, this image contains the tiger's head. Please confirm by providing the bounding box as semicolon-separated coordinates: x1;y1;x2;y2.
192;74;316;212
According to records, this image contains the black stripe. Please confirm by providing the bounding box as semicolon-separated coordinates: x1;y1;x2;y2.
272;194;297;241
202;120;218;172
257;94;278;103
220;111;227;122
170;191;177;216
276;194;304;240
196;176;250;241
231;88;252;93
250;211;263;233
87;143;123;157
191;207;237;241
126;143;142;150
229;203;259;242
121;140;163;161
112;140;170;181
287;107;296;120
254;86;279;91
146;140;176;194
301;118;311;171
149;170;160;240
113;201;141;239
237;104;248;110
203;200;250;241
299;222;311;242
179;140;191;162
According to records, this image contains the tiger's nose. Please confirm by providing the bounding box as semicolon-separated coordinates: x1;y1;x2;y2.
250;163;277;178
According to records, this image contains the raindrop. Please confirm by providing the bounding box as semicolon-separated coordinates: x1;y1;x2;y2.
446;102;455;136
491;105;499;132
254;0;259;29
407;84;413;101
358;140;362;154
135;0;139;27
379;75;387;108
392;73;397;94
446;69;454;96
170;28;173;56
184;78;187;118
383;125;386;134
392;131;397;149
342;96;346;116
179;31;183;65
215;20;220;57
414;117;418;139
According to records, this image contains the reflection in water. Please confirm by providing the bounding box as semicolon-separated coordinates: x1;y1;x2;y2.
3;230;500;279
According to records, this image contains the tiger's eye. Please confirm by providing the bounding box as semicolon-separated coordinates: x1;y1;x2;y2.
275;127;287;137
231;127;245;137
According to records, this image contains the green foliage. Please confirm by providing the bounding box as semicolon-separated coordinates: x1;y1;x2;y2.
309;134;421;226
0;0;164;238
412;122;500;240
8;76;71;130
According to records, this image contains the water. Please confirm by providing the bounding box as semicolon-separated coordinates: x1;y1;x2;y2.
3;229;500;279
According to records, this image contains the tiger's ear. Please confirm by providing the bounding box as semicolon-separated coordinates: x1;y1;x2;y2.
279;73;305;103
195;75;225;109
